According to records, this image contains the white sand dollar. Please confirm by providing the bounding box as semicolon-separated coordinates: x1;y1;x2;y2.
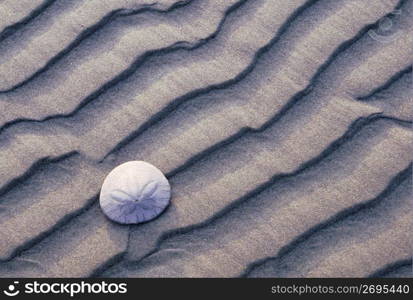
100;161;171;224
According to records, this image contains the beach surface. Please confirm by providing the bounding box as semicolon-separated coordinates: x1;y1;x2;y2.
0;0;411;277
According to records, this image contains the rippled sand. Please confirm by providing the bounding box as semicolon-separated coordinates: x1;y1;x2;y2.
0;0;411;277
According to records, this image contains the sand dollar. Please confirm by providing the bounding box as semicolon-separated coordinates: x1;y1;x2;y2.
100;161;171;224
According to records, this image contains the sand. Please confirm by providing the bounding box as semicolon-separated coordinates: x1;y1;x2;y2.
0;0;411;277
